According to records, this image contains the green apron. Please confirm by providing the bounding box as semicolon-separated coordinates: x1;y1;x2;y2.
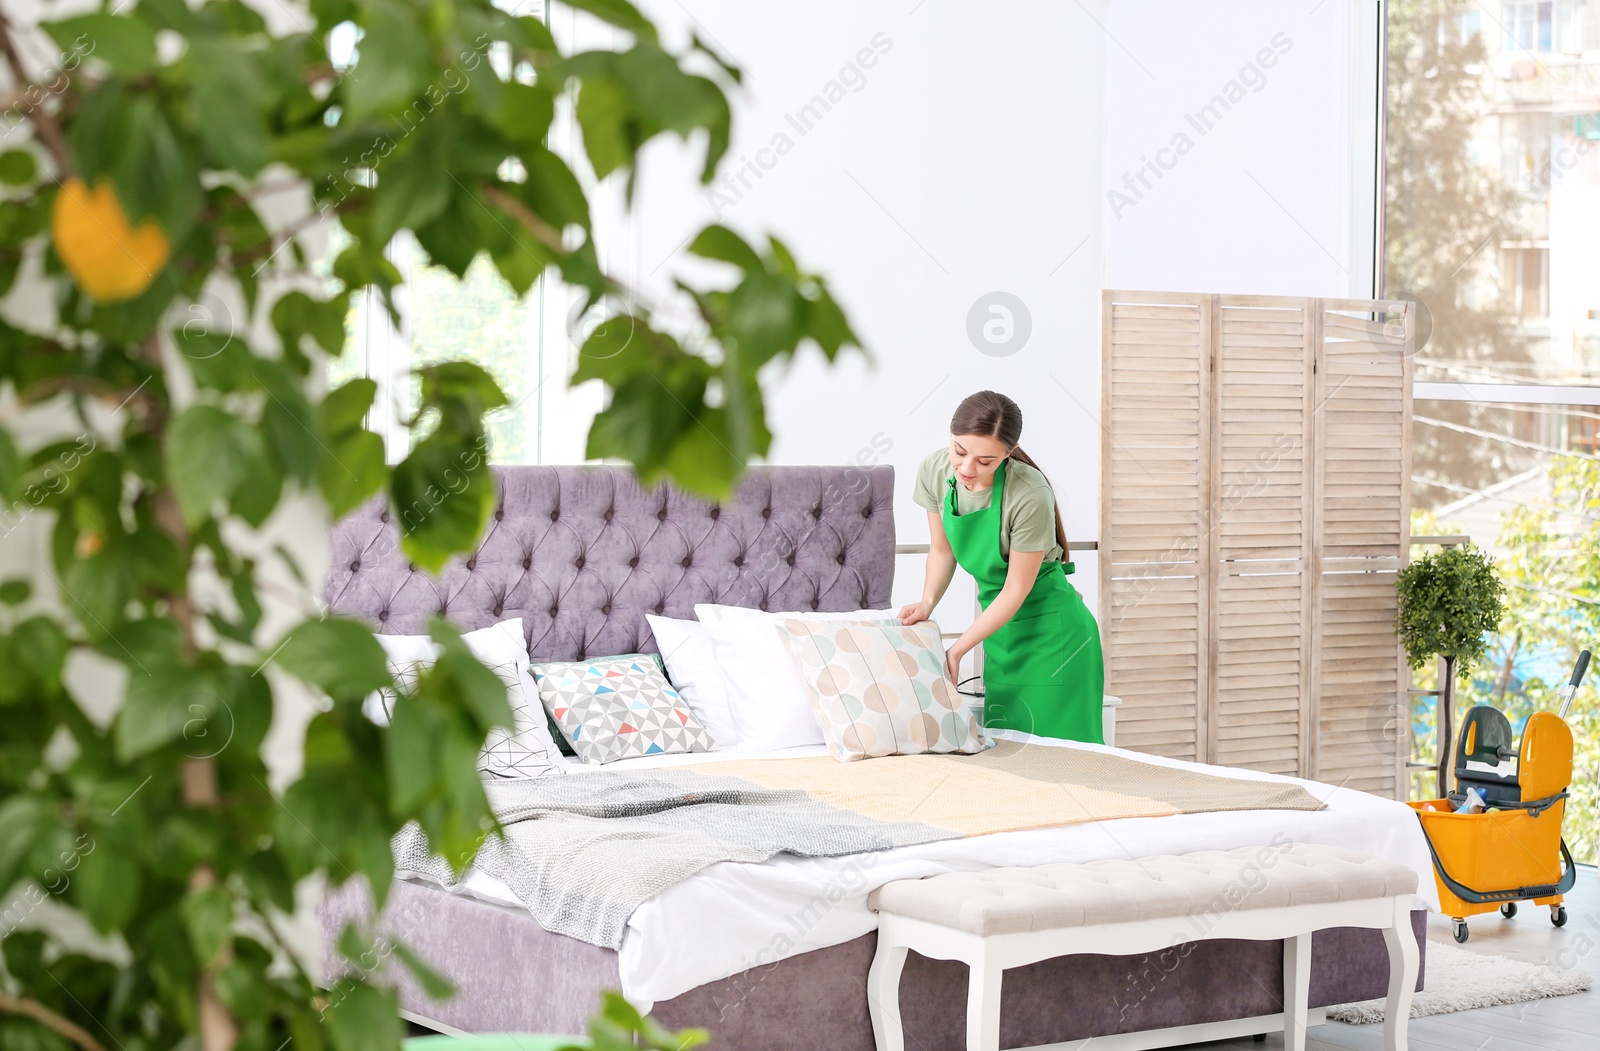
942;459;1104;743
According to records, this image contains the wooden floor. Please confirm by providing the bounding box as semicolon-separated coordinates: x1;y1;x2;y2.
1194;866;1599;1051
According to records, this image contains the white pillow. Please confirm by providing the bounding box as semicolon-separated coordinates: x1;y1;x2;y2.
367;619;563;779
646;615;741;748
693;603;900;752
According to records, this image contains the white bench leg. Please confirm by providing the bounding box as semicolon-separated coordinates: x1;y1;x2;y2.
867;929;908;1051
966;946;1002;1051
1382;897;1419;1051
1282;931;1312;1051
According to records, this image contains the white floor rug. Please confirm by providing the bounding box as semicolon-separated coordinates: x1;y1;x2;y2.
1326;941;1593;1024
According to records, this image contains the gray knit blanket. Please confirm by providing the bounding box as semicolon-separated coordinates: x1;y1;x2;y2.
390;768;957;949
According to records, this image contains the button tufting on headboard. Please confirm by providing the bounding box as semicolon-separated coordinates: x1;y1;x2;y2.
323;465;896;662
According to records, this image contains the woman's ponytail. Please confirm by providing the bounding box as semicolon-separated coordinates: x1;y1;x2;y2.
1007;444;1070;557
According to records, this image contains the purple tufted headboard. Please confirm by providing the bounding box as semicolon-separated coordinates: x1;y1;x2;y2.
323;465;896;662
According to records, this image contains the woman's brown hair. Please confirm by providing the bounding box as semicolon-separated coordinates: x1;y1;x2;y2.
950;390;1069;556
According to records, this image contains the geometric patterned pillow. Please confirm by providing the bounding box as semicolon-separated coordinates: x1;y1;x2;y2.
773;618;990;762
370;622;564;780
532;655;717;765
477;662;565;780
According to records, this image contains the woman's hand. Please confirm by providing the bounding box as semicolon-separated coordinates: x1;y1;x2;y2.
899;599;934;625
944;639;971;684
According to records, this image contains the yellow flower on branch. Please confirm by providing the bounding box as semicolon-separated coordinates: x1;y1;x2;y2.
52;177;171;302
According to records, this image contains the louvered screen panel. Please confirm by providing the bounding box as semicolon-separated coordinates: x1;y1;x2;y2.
1101;291;1412;798
1210;302;1315;776
1311;302;1412;797
1100;293;1209;762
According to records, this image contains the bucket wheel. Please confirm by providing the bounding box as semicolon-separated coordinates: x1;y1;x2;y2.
1452;919;1469;943
1552;905;1568;927
1500;902;1518;918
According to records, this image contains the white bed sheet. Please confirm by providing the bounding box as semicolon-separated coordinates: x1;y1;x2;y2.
405;733;1439;1006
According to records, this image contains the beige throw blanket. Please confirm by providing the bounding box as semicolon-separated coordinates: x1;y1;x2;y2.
392;743;1326;948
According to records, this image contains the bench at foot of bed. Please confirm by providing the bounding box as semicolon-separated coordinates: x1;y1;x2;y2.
866;845;1420;1051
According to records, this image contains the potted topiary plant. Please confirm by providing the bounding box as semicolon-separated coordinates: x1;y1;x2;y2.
1395;543;1507;798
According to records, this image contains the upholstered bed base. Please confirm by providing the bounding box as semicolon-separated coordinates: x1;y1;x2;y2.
320;879;1426;1048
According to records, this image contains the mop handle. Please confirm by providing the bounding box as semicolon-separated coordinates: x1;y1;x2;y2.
1558;649;1590;721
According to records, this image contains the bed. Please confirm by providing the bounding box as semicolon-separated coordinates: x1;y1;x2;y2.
319;464;1432;1049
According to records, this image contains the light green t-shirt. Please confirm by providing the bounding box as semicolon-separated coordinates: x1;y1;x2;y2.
912;449;1066;563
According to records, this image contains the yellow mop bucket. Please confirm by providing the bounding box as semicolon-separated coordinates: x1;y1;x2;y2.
1407;650;1586;943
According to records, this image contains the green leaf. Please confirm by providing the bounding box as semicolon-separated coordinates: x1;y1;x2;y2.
320;429;387;519
383;689;438;814
324;980;403;1051
333;243;403;298
44;14;157;73
485;217;555;297
257;366;321;486
70;87;200;236
521;149;591;230
0;796;49;895
165;405;267;527
73;848;141;934
370;132;454;243
135;0;201;33
343;0;431;122
574;76;633;181
570;315;686;387
415;193;485;277
0;579;30;605
586;990;706;1051
179;329;251;392
12;617;69;691
584;372;698;473
60;550;136;638
0;428;21;503
323;379;378;433
723;270;800;364
688;224;763;272
189;37;269;175
495;83;555;144
273;291;348;359
0;150;36;187
392;433;495;573
273;618;392;699
803;285;860;360
417;360;508;427
115;665;204;760
181;885;233;967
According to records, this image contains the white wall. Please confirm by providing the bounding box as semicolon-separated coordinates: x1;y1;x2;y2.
626;0;1112;626
1103;0;1381;297
568;0;1379;628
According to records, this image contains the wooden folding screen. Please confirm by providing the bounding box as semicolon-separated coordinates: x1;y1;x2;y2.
1098;291;1413;798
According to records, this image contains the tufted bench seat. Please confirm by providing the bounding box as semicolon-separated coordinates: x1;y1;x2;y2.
866;844;1419;1051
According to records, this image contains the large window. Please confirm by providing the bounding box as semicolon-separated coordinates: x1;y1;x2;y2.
328;235;559;464
1388;0;1600;862
325;0;602;467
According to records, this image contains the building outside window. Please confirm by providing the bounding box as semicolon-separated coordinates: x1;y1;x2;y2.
1389;0;1600;860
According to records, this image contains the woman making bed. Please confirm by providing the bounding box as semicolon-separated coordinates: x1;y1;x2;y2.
900;390;1105;744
